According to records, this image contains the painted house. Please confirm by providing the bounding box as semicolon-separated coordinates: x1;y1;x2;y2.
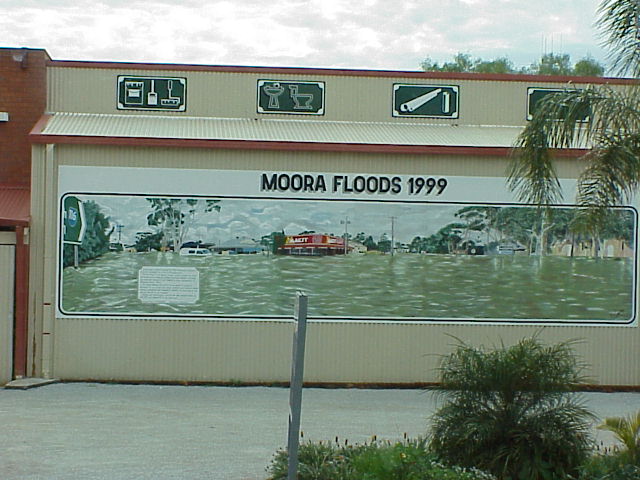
279;234;349;256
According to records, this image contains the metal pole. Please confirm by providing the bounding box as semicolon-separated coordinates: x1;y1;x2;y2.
390;216;396;256
341;217;350;255
73;244;79;268
287;291;308;480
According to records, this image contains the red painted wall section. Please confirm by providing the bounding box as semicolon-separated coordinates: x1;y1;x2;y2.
0;47;47;379
0;48;49;186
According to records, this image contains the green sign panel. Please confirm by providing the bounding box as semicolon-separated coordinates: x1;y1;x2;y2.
117;76;186;111
257;80;325;115
527;88;590;121
63;196;86;245
393;84;459;118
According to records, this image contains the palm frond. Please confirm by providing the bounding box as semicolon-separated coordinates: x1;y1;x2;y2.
597;411;640;461
577;133;640;216
508;113;563;205
510;84;640;233
508;88;603;205
597;0;640;77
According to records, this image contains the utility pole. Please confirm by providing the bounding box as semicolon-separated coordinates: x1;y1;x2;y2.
116;224;124;245
340;217;351;255
390;216;396;256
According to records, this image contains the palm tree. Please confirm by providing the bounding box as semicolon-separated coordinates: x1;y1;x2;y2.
508;0;640;231
428;336;594;479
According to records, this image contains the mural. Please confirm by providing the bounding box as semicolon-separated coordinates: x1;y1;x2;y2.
57;179;638;324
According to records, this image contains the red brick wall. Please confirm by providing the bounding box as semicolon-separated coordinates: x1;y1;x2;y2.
0;48;48;186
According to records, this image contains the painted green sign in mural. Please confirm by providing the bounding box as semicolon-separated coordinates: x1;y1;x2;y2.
527;87;590;121
62;195;86;245
117;76;186;111
393;84;459;118
257;80;325;115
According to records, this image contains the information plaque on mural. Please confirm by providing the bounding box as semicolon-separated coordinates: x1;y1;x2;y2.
57;167;638;326
117;76;186;111
138;267;199;304
257;80;325;115
393;84;459;118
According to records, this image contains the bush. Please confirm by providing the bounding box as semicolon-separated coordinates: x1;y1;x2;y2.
428;336;595;480
578;452;640;480
266;437;495;480
350;438;495;480
266;438;363;480
597;410;640;465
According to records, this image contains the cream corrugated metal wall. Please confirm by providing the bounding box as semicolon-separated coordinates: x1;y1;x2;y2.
27;144;640;386
47;66;604;127
0;233;15;385
30;145;59;379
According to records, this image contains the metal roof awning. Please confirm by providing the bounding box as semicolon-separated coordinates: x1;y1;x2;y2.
28;112;538;156
30;112;587;156
0;186;30;226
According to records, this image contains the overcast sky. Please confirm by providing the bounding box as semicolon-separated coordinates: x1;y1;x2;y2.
2;0;609;72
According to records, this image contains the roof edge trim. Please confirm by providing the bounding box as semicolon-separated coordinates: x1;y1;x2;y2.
46;60;638;85
28;132;587;157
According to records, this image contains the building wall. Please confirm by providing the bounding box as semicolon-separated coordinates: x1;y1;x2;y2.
26;62;639;386
46;63;620;127
0;48;48;186
28;143;640;386
0;232;16;384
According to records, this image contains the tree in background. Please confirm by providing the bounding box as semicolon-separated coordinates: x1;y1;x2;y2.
574;55;607;76
528;53;604;76
508;0;640;234
421;52;605;76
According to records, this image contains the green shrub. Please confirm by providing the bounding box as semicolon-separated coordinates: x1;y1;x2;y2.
428;336;595;480
578;452;640;480
350;438;495;480
266;439;352;480
597;411;640;464
266;437;495;480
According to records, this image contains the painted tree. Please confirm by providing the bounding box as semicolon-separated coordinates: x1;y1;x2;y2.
146;198;221;251
63;200;112;267
134;231;164;252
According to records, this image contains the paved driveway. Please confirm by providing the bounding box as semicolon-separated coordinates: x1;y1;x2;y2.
1;383;639;479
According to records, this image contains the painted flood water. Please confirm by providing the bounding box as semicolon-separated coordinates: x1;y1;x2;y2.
61;252;635;323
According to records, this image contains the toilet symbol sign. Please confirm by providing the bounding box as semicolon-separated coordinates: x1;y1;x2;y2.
118;76;186;111
257;80;325;115
393;84;459;118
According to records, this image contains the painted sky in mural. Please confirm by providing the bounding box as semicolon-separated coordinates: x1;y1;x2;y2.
95;195;463;247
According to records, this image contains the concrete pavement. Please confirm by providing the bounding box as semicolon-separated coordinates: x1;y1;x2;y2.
1;383;639;480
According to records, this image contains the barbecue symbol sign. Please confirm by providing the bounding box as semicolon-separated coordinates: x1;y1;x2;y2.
258;80;325;115
117;76;186;111
393;84;459;118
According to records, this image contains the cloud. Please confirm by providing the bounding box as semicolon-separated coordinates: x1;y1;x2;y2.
1;0;607;70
